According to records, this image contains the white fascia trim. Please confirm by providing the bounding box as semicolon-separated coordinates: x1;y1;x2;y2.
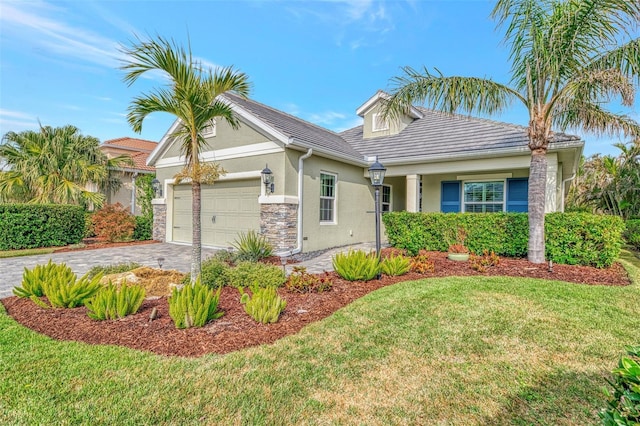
148;118;182;166
155;142;284;168
258;195;299;204
356;91;423;119
289;141;366;167
456;173;513;180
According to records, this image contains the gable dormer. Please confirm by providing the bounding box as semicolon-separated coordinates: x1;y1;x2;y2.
356;90;423;139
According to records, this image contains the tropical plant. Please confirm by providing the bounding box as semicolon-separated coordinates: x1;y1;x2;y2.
28;264;103;309
168;280;224;329
285;266;333;293
410;250;435;274
600;345;640;425
380;254;411;276
239;285;287;324
85;282;146;320
231;230;273;262
0;125;131;208
121;35;251;283
383;0;640;264
13;259;61;298
332;249;381;281
469;250;501;273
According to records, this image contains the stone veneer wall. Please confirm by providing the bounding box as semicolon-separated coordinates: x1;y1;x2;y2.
152;203;167;241
260;203;298;252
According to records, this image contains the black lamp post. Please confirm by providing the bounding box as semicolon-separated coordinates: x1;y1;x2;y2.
368;157;386;261
151;178;162;197
261;164;274;194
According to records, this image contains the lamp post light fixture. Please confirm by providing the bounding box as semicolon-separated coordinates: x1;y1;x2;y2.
151;178;163;198
261;164;275;194
368;157;386;269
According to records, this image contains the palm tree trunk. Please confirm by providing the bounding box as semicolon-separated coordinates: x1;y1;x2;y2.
528;149;547;263
191;180;202;283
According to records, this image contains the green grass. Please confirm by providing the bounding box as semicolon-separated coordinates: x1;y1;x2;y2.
0;247;56;258
1;253;639;425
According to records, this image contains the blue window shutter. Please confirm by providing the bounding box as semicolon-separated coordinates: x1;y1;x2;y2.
506;178;528;212
441;181;461;212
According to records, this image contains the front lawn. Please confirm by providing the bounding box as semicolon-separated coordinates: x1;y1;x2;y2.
1;254;638;425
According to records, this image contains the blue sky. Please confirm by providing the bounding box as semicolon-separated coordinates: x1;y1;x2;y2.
0;0;637;157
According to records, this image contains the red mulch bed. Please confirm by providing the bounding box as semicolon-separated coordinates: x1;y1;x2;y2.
2;251;631;358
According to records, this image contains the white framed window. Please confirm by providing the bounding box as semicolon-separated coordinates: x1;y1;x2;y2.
320;172;337;224
463;180;505;213
372;113;389;132
382;184;392;212
202;120;216;137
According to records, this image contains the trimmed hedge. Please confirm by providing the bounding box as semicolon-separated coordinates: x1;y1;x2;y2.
624;219;640;251
133;215;153;241
382;212;624;268
0;204;85;250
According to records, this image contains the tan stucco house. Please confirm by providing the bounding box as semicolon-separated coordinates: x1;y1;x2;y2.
100;137;157;215
148;91;583;254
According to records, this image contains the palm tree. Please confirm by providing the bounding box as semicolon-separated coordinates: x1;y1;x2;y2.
121;35;251;282
0;124;130;208
383;0;640;263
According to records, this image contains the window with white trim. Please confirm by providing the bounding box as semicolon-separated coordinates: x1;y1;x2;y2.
463;181;505;212
372;113;389;132
382;185;392;212
202;120;216;137
320;172;336;223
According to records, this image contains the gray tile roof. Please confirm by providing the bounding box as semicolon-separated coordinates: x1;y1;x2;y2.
224;93;364;161
340;108;582;164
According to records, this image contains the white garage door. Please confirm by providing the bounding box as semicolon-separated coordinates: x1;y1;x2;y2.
172;180;261;247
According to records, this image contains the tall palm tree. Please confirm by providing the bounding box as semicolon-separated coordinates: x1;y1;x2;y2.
383;0;640;263
121;36;251;282
0;124;130;208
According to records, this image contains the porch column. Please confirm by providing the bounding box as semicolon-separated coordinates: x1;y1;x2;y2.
406;174;420;212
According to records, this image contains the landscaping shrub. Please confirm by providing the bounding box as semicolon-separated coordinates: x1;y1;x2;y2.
181;257;230;289
84;212;95;238
624;219;640;251
226;261;286;288
168;280;224;329
26;263;103;309
239;285;287;324
85;282;146;320
285;266;333;293
469;250;501;273
13;260;61;297
86;262;142;279
380;254;411;276
410;251;435;274
133;214;153;241
383;212;624;267
231;230;273;262
91;203;136;242
0;204;85;250
332;249;381;281
600;345;640;425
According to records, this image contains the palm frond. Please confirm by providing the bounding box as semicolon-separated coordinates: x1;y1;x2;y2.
553;102;640;138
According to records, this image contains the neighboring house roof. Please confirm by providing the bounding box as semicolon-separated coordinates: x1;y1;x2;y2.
101;137;157;173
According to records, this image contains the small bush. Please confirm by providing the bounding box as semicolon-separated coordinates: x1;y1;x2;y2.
28;263;103;308
91;203;136;242
232;230;273;262
226;261;286;288
86;262;142;279
182;257;230;289
625;219;640;251
85;282;146;320
84;212;95;238
168;281;224;329
469;250;500;273
133;215;153;241
285;266;333;293
332;249;381;281
240;285;287;324
410;250;435;274
600;345;640;425
211;249;239;266
380;254;411;276
13;260;61;298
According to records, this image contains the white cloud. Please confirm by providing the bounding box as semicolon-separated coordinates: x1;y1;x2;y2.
333;117;363;132
0;109;36;120
306;111;347;125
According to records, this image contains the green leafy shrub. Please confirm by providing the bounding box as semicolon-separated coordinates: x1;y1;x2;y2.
600;345;640;425
332;249;381;281
239;285;287;324
13;259;62;297
226;261;286;288
211;249;239;265
383;212;624;267
86;262;142;279
84;212;95;238
0;204;85;250
380;254;411;276
181;257;230;289
26;263;103;308
85;282;146;320
91;203;136;242
285;266;333;293
231;230;273;262
133;215;153;241
625;219;640;251
168;281;224;329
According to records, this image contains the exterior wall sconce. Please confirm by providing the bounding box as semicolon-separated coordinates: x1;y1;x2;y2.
261;164;275;194
368;157;386;272
151;178;163;198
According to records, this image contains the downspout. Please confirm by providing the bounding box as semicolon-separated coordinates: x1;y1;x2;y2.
560;173;575;213
131;172;139;214
291;148;313;254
